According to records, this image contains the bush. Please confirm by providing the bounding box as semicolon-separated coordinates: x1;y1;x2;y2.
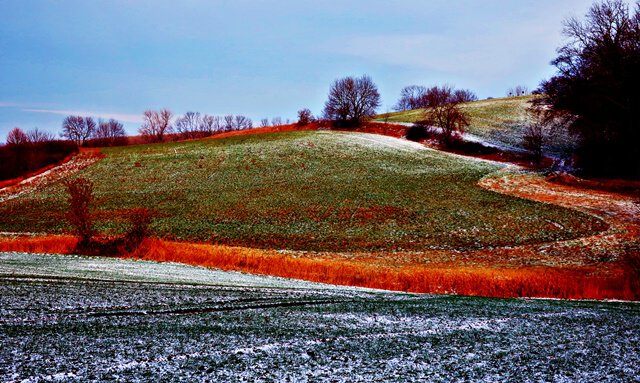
124;208;153;252
63;177;94;244
405;122;432;142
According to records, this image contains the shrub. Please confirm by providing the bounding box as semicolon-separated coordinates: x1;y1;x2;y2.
124;208;153;252
63;177;94;244
405;122;432;142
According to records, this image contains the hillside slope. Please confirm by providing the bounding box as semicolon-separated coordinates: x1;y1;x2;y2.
376;96;575;155
0;131;604;252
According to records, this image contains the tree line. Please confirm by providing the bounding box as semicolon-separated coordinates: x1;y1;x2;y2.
394;85;477;111
140;110;255;143
1;128;77;181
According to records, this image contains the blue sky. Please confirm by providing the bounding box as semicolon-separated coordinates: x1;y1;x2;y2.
0;0;602;140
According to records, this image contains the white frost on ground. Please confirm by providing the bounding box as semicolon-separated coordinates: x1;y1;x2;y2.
0;252;383;291
1;252;639;382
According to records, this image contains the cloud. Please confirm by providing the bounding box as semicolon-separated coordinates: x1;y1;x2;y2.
22;108;143;123
0;102;18;107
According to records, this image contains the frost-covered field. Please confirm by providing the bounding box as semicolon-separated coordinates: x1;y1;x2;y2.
1;252;639;382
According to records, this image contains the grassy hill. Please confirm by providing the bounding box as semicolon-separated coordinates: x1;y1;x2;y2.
376;96;575;155
0;130;604;252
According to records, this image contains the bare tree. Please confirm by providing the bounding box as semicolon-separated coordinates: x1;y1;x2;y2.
62;116;96;146
382;107;391;124
63;177;94;244
297;108;314;126
394;85;428;111
94;119;126;146
233;115;252;130
271;117;282;126
421;86;470;146
522;120;546;164
139;109;173;142
260;118;270;128
323;75;381;127
452;89;478;103
6;127;29;145
223;115;235;131
27;128;55;143
424;85;455;107
201;114;220;134
175;111;202;138
515;85;529;96
537;0;640;177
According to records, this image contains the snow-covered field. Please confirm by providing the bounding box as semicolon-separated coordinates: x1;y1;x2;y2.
1;252;639;382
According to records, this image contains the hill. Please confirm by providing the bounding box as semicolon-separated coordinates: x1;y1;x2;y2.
0;130;604;252
376;96;575;155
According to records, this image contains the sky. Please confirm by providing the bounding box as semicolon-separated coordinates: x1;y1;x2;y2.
0;0;604;140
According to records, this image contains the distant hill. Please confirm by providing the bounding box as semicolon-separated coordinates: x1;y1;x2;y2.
376;96;575;156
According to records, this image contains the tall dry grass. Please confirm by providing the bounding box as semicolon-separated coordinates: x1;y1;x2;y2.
0;235;636;301
131;239;639;300
0;235;77;254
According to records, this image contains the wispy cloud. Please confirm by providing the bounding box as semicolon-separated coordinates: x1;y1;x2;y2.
0;102;18;107
23;108;143;123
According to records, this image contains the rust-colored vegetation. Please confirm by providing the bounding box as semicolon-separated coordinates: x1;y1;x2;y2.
0;235;637;300
0;235;78;255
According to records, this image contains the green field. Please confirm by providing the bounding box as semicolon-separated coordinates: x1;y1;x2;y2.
0;130;605;251
376;96;575;154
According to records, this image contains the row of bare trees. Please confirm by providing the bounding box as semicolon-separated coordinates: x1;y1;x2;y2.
7;118;127;148
6;127;55;146
2;126;78;181
139;109;254;142
506;85;530;97
259;117;295;127
4;110;259;147
394;85;477;111
59;116;126;146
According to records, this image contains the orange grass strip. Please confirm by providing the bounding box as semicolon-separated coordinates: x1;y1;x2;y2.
130;239;639;301
1;235;637;301
0;235;78;254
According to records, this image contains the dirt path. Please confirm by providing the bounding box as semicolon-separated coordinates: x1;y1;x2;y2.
0;148;103;203
475;169;639;267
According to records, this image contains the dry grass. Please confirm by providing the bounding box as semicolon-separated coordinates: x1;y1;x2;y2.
0;235;636;300
0;235;78;254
